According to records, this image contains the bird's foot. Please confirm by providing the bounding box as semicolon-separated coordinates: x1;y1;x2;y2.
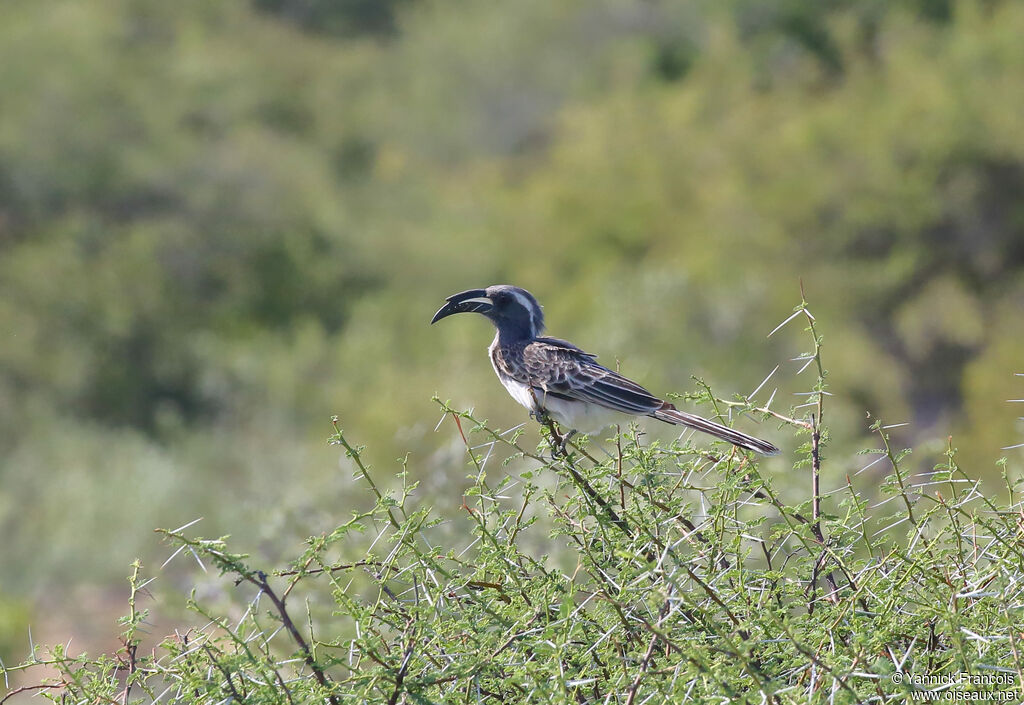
531;408;577;459
549;427;577;459
557;430;578;457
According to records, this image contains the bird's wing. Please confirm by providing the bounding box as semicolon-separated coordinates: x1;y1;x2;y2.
533;336;597;357
515;338;664;415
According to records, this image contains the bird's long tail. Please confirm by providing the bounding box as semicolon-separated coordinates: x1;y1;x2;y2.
652;403;779;456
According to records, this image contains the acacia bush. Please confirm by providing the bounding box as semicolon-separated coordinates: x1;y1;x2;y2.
4;3;1024;617
5;306;1024;704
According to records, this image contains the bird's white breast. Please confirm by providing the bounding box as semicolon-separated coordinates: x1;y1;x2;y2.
497;372;540;412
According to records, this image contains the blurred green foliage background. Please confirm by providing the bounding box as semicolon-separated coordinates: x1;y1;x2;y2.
1;0;1022;658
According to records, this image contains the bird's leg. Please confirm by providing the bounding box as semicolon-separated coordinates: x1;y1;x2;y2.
527;390;574;457
536;411;561;455
531;408;571;458
544;421;576;458
557;429;577;457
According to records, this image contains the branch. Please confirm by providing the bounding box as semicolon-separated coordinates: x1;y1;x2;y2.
246;571;339;705
0;684;63;705
386;625;416;705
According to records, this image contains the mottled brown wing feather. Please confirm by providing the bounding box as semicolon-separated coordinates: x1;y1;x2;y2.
510;339;664;415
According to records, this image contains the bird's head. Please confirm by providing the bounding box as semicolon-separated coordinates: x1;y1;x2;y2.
431;285;544;339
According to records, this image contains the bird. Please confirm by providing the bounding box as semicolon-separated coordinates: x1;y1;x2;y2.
431;284;779;456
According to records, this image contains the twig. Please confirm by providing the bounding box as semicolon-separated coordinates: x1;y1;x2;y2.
0;683;64;705
874;421;917;526
798;285;841;605
205;644;248;703
616;427;625;510
799;283;826;545
386;625;416;705
276;559;386;578
247;571;339;705
624;632;660;705
120;560;142;705
717;399;813;430
332;417;401;530
810;413;824;544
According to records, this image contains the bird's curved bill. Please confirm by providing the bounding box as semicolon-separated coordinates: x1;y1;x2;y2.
431;289;493;324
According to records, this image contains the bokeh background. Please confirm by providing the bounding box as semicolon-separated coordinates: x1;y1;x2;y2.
2;0;1023;665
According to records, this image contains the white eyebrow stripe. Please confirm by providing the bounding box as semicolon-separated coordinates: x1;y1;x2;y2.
508;289;541;336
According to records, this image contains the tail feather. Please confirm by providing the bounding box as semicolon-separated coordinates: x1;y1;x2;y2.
652;403;779;456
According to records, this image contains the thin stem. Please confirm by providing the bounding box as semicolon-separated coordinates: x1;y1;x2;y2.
332;416;402;530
